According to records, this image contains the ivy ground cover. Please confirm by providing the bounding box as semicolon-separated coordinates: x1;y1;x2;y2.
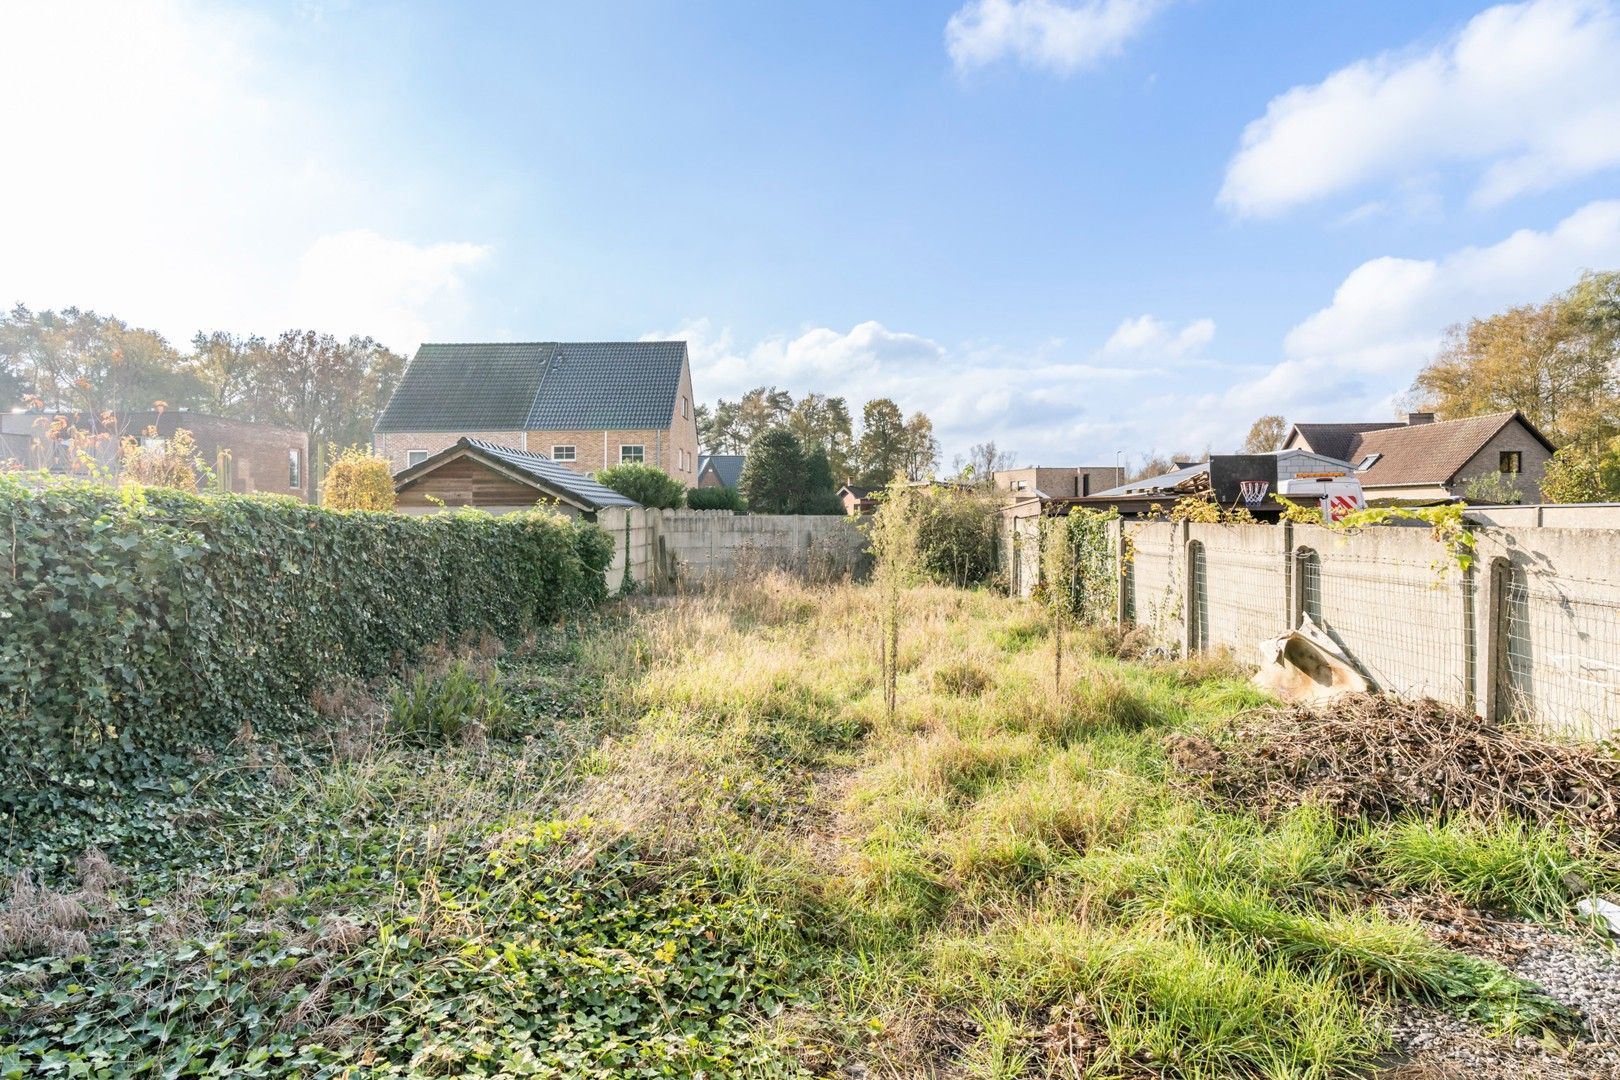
4;574;1616;1078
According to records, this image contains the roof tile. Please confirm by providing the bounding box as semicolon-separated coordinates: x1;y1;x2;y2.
375;341;686;433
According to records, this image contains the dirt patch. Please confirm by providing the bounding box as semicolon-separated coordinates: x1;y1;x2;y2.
1166;694;1620;838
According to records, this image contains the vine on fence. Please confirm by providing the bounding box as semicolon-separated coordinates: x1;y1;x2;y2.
1336;503;1477;574
1037;508;1121;688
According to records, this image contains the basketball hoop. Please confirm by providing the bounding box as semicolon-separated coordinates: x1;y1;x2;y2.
1238;480;1270;506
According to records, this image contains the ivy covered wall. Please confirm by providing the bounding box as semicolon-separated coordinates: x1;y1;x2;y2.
0;478;613;812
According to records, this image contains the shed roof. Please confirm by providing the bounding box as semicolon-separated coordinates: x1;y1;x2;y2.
375;341;687;433
393;437;641;511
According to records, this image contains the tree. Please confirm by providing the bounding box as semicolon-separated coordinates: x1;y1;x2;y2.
321;445;396;511
686;485;747;511
1541;436;1620;503
738;427;840;514
1242;415;1287;454
1461;471;1524;506
855;398;909;486
800;445;844;514
1127;451;1202;483
247;330;407;451
187;330;270;418
901;412;939;481
705;386;794;453
693;402;716;450
740;428;807;514
594;463;686;508
955;441;1016;484
787;393;855;482
1411;272;1620;447
0;305;202;423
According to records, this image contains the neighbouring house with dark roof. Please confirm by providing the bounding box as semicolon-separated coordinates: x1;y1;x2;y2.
695;453;745;489
374;341;701;485
1283;411;1556;503
393;438;641;519
838;485;877;515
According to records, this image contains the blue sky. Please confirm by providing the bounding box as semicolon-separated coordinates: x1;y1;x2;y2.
4;0;1620;466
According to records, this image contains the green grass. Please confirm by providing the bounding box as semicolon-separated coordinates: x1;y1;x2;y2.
1369;815;1603;920
2;576;1603;1079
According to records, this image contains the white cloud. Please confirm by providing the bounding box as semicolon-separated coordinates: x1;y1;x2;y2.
292;230;491;352
946;0;1167;75
1186;200;1620;447
1103;314;1215;357
1220;0;1620;216
653;314;1208;468
0;0;488;353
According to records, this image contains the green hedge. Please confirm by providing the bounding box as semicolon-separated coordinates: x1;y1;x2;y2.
0;478;613;809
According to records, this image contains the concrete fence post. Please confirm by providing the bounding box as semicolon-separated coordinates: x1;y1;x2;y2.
1280;521;1295;629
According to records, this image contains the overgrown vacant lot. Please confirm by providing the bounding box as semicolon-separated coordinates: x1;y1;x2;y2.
5;576;1620;1078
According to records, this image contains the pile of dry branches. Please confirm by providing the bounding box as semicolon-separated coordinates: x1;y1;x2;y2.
1166;694;1620;839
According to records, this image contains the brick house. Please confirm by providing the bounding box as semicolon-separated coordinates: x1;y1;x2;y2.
1283;411;1556;503
373;341;701;483
2;409;311;499
126;410;311;500
695;453;745;489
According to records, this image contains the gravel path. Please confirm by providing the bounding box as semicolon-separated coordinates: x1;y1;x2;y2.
1388;919;1620;1079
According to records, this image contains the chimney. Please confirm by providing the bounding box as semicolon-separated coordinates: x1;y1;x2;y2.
1403;412;1435;426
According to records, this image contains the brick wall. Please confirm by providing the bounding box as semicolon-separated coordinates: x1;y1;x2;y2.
378;421;703;484
1453;422;1553;502
374;430;528;473
129;411;310;501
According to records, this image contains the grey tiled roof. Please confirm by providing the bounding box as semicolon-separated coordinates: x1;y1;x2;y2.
465;440;640;509
375;341;687;434
393;438;640;511
696;453;745;488
1288;421;1403;462
463;437;638;508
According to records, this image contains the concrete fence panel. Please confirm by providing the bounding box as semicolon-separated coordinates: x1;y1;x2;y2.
1092;518;1620;738
598;508;868;590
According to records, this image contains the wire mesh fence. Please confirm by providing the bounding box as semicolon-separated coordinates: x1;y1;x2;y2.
1194;541;1289;662
1095;521;1619;737
1127;524;1182;651
1496;563;1620;739
1299;547;1475;708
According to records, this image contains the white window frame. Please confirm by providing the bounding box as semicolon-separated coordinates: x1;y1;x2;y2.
288;448;302;489
551;444;577;462
406;449;430;468
619;444;645;464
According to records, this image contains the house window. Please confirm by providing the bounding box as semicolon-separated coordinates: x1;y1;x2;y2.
288;448;302;489
406;449;429;468
681;396;689;419
1499;450;1523;475
620;444;644;464
1357;453;1381;471
552;445;576;462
